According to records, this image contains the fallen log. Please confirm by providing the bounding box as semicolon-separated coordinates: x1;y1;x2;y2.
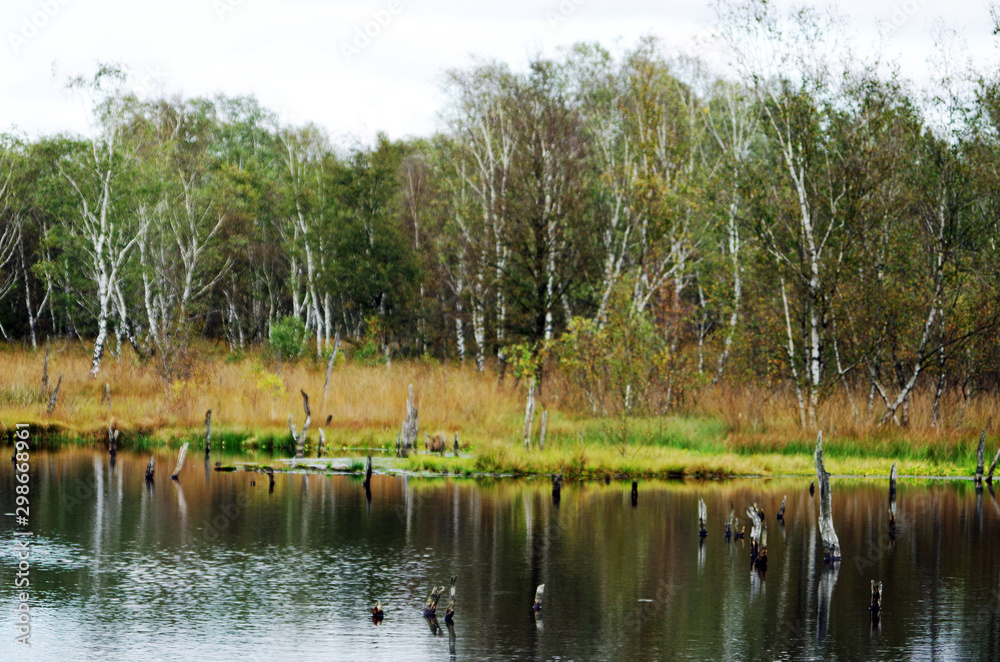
171;443;189;480
814;431;841;562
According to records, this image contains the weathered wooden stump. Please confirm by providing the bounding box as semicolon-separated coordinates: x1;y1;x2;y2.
776;496;786;521
144;457;155;483
444;576;456;624
532;584;544;612
522;379;536;450
400;385;418;451
363;455;373;490
424;586;445;618
698;498;708;538
987;443;1000;484
551;474;563;504
975;430;986;490
725;501;735;539
814;431;841;562
453;433;460;457
289;390;311;459
203;409;212;455
170;443;189;480
46;373;62;413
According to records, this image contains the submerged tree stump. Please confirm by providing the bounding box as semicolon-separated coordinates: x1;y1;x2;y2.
454;433;460;457
631;480;638;506
204;410;213;455
746;504;766;570
363;455;373;489
777;496;786;521
551;474;563;504
698;498;708;538
725;501;735;539
815;431;841;562
171;443;189;480
424;585;445;618
532;584;545;611
144;457;155;483
444;576;456;624
400;385;418;451
975;430;986;489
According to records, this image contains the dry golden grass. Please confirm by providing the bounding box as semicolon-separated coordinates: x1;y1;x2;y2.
0;341;994;476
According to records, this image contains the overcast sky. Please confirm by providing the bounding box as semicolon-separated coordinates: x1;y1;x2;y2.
0;0;996;145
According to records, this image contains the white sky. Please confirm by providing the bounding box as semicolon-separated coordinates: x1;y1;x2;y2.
0;0;996;145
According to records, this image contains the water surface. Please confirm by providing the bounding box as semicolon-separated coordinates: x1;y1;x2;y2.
2;449;999;661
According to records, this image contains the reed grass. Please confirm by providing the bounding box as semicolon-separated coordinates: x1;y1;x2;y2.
0;341;993;477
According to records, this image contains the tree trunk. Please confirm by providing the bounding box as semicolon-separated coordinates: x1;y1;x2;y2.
815;431;841;561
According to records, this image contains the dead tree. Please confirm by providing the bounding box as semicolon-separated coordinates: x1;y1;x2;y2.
889;463;897;496
444;576;456;624
698;498;708;537
322;330;341;407
870;580;883;627
46;373;62;413
289;390;311;458
522;378;536;450
974;430;986;489
776;496;786;521
454;433;460;457
424;586;445;618
145;457;155;482
400;385;418;451
204;410;212;455
988;444;1000;484
888;463;898;539
108;423;119;457
318;414;331;457
725;501;735;539
745;505;767;569
171;443;189;480
363;455;373;489
814;431;842;562
532;584;545;611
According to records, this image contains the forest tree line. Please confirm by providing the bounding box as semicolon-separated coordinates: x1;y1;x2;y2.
1;6;999;429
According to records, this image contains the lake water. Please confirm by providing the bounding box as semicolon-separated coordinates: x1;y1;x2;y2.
2;448;999;661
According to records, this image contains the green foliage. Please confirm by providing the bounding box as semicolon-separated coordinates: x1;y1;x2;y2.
269;316;310;362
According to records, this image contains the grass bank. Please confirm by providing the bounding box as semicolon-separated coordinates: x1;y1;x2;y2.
0;342;992;478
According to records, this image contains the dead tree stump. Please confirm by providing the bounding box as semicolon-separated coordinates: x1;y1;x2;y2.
46;373;62;413
522;379;536;450
725;501;735;539
144;457;155;483
424;585;445;618
171;443;189;480
975;430;986;490
444;576;456;624
815;431;841;562
698;498;708;538
776;496;786;521
400;385;418;451
532;584;544;612
289;390;311;458
204;410;213;455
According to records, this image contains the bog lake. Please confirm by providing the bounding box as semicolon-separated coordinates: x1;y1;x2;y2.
2;448;999;661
